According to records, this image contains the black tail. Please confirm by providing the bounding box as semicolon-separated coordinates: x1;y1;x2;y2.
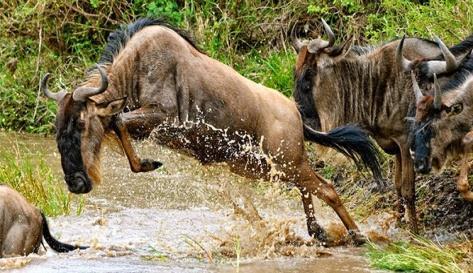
41;213;88;253
303;124;383;180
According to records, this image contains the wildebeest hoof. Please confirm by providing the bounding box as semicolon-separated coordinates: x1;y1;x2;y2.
309;226;337;247
140;159;163;172
347;230;366;246
152;160;163;170
369;178;390;193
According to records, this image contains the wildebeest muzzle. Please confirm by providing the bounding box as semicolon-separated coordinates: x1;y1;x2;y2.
413;156;431;174
65;172;92;194
411;121;434;174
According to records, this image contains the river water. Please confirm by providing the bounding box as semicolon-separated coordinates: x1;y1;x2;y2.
0;132;387;273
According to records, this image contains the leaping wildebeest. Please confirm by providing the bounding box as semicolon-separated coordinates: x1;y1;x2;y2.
291;20;457;232
0;185;87;257
40;18;383;245
399;37;473;201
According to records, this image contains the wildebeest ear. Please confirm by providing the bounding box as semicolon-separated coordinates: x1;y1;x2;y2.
292;38;307;53
95;97;127;117
307;39;330;54
462;131;473;147
445;103;463;116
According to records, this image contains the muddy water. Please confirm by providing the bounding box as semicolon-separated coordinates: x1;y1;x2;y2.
0;132;387;273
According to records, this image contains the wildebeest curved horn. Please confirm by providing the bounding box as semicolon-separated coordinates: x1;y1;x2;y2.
73;64;109;102
396;35;414;72
434;36;459;74
321;19;335;48
290;24;304;52
433;73;442;110
40;73;67;101
411;71;424;104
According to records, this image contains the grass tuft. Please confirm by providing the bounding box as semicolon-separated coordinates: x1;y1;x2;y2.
0;148;82;216
367;237;467;273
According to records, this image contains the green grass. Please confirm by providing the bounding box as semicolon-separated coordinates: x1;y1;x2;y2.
366;237;467;273
141;245;169;262
0;149;83;216
234;51;295;97
2;0;473;133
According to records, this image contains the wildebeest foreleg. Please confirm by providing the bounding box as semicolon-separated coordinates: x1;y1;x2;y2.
112;114;162;173
400;147;418;233
296;185;329;243
457;155;473;201
458;132;473;201
394;152;406;225
394;153;405;220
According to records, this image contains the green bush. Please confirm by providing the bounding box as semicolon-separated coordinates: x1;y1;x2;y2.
0;0;472;133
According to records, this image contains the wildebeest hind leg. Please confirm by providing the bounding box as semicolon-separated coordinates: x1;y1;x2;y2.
112;111;163;173
3;224;28;256
297;163;364;246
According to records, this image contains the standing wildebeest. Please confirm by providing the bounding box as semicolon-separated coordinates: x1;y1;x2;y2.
400;37;473;201
0;185;86;257
292;20;452;232
40;18;383;245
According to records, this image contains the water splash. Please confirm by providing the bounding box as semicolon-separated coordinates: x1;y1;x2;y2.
149;116;288;182
0;132;383;273
210;184;328;259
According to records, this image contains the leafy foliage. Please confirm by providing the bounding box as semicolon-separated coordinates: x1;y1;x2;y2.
0;0;472;133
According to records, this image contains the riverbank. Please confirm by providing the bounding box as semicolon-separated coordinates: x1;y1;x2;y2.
1;132;472;272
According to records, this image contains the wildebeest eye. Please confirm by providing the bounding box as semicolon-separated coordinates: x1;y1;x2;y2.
446;103;463;116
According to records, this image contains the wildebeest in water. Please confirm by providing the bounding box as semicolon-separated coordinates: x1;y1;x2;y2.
41;18;383;245
0;185;87;257
291;20;470;232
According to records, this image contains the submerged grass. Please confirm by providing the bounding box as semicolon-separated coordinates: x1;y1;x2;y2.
0;147;82;216
366;237;468;273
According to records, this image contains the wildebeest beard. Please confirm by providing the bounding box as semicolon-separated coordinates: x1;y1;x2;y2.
56;103;93;194
410;118;434;174
294;66;320;130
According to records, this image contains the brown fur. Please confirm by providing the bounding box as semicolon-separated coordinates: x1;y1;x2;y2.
428;80;473;170
0;185;86;257
293;36;444;232
46;23;377;245
0;185;43;257
412;72;473;201
457;151;473;201
415;96;435;121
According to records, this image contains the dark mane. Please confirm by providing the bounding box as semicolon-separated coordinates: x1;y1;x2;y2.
352;37;436;56
99;18;201;64
350;45;375;55
428;34;473;61
294;65;321;130
448;34;473;57
413;37;438;46
442;54;473;92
